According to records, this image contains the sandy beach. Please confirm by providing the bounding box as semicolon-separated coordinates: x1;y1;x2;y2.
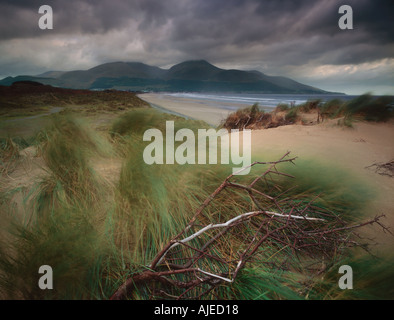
138;93;242;126
139;93;394;249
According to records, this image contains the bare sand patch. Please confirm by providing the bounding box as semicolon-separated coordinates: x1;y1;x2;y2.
251;121;394;250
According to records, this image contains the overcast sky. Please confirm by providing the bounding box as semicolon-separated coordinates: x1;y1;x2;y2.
0;0;393;94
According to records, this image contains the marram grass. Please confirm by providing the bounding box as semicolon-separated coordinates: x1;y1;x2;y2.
0;109;391;300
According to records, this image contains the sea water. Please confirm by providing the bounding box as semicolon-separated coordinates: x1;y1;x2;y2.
164;92;358;112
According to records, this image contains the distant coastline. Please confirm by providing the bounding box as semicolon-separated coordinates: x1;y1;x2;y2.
157;92;355;110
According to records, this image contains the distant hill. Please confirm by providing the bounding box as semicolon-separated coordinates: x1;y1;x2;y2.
0;80;149;114
0;60;341;94
0;75;61;87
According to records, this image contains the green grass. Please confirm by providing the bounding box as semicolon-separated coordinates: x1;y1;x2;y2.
0;115;114;299
284;107;299;123
0;108;391;300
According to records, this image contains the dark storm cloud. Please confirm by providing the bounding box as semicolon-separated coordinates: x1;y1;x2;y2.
166;0;394;65
1;0;393;59
0;0;137;39
0;0;393;93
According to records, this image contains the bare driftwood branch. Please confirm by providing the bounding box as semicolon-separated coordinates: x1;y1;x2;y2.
110;152;387;300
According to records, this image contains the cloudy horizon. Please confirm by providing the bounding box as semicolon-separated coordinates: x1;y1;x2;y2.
0;0;393;95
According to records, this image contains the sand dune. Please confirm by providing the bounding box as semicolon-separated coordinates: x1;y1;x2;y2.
139;93;394;250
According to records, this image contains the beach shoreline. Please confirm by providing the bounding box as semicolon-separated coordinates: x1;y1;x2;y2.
138;93;242;126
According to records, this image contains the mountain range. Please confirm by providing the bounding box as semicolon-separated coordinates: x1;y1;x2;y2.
0;60;340;94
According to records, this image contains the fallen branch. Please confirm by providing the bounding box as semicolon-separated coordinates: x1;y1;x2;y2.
110;152;388;300
151;210;326;269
